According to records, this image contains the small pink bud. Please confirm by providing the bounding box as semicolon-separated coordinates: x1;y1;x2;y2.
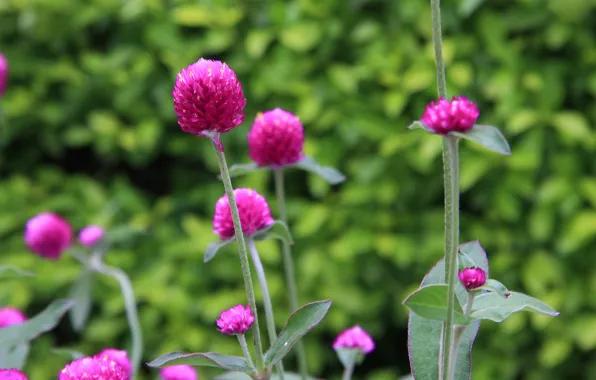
172;59;246;150
78;225;105;247
0;53;8;97
420;96;479;134
0;307;27;328
24;212;73;260
248;108;305;167
94;349;131;377
216;304;255;335
0;369;28;380
59;356;129;380
159;365;198;380
458;267;486;291
213;188;275;240
333;325;375;355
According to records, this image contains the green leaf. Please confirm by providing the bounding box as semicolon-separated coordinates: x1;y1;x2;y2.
403;285;469;325
408;120;435;133
252;221;293;244
336;348;364;368
0;344;29;369
264;300;332;367
452;124;512;155
69;270;95;332
226;162;262;178
105;225;146;245
408;241;489;380
470;291;559;322
52;348;86;360
458;250;477;270
294;156;346;185
478;279;510;299
204;238;235;263
0;266;35;279
148;352;252;372
0;299;74;348
215;372;321;380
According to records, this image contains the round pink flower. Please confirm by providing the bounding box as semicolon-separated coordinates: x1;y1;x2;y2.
159;365;198;380
172;58;246;150
0;369;27;380
0;53;8;97
24;212;72;260
79;225;105;247
0;307;27;328
95;349;131;376
248;108;305;167
216;304;255;335
59;356;129;380
333;325;375;354
458;267;486;291
420;96;479;134
213;188;274;240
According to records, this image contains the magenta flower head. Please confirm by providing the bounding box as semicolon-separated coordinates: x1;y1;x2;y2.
172;58;246;151
213;188;274;240
59;356;129;380
95;349;131;376
216;304;255;335
0;307;27;328
79;225;105;247
248;108;305;167
24;212;72;260
160;365;198;380
333;325;375;355
0;369;28;380
458;267;486;291
0;53;8;97
420;96;479;134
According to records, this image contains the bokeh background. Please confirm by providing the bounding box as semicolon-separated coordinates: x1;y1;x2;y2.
1;0;595;378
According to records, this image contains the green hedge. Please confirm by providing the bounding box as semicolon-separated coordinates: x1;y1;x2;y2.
1;0;595;378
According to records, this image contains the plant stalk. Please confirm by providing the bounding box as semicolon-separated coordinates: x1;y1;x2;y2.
447;293;475;380
341;361;356;380
273;168;309;379
212;141;265;371
238;333;258;376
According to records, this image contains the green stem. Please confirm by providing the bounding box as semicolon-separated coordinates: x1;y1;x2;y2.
93;258;143;377
246;238;285;378
341;361;355;380
431;0;447;99
238;333;258;377
273;168;309;379
447;293;475;380
212;141;265;371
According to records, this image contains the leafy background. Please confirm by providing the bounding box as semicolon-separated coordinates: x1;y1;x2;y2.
1;0;594;378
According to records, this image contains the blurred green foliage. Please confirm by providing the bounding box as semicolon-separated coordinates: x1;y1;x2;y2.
1;0;595;378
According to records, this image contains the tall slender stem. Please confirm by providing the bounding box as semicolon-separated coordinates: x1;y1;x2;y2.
341;361;355;380
237;334;257;375
273;168;309;379
448;293;475;380
431;0;447;99
246;238;285;378
212;141;264;371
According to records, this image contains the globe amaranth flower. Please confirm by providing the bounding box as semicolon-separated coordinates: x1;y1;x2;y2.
24;212;72;260
0;307;27;328
213;188;274;240
59;355;129;380
248;108;305;167
95;349;131;377
216;304;255;335
420;96;479;134
0;53;8;97
160;365;198;380
458;267;486;291
172;58;246;151
79;225;105;247
333;325;375;355
0;369;28;380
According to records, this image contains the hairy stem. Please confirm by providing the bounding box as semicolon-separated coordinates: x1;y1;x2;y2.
238;333;258;377
341;361;355;380
212;141;265;371
274;168;309;379
448;292;475;380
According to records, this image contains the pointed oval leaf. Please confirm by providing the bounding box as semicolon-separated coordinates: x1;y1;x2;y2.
0;299;74;348
407;241;489;380
204;238;235;263
294;156;346;185
52;348;86;360
0;266;35;280
0;344;30;369
477;279;510;299
264;300;332;367
409;120;436;133
403;285;469;325
452;124;512;155
148;352;252;372
69;270;95;332
252;221;293;244
226;163;262;178
215;372;321;380
470;291;559;322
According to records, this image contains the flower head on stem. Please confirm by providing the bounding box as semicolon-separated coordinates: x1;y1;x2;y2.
59;356;129;380
217;304;255;335
24;212;72;260
0;53;8;97
160;365;198;380
0;307;27;328
213;188;275;240
94;348;131;377
79;225;105;247
458;267;486;291
420;96;479;134
333;325;375;355
0;369;28;380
